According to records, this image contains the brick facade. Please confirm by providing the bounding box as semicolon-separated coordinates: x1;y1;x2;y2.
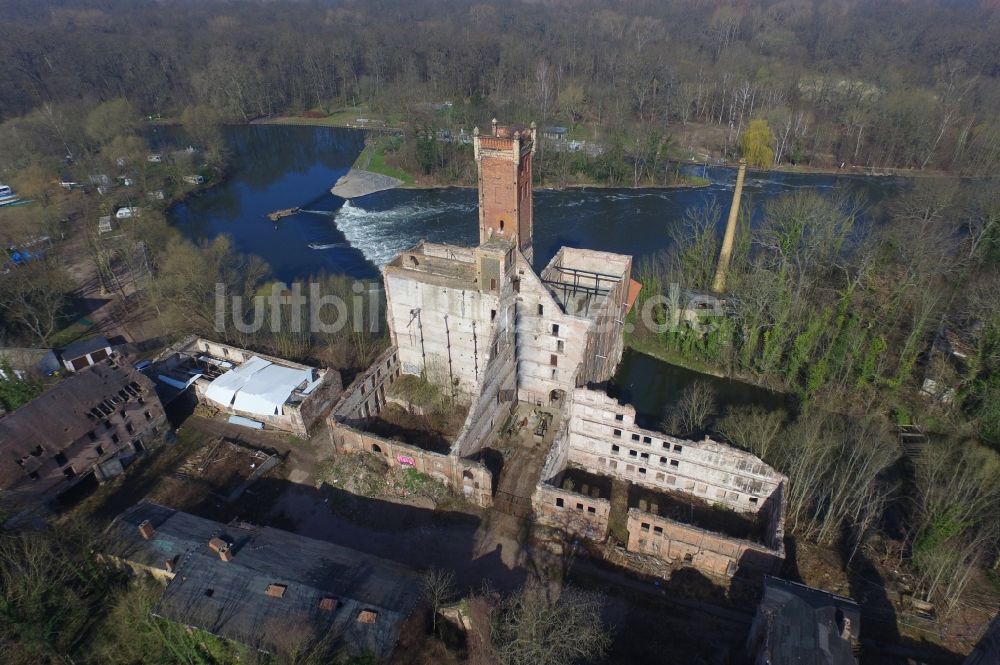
474;121;536;263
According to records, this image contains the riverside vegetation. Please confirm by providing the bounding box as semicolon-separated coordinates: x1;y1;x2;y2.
632;180;1000;618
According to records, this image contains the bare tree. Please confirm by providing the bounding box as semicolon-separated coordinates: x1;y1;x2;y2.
663;380;717;436
0;257;72;345
535;60;555;126
422;567;456;635
716;405;787;461
492;586;610;665
909;440;1000;614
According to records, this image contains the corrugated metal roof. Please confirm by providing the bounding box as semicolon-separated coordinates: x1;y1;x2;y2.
107;502;422;658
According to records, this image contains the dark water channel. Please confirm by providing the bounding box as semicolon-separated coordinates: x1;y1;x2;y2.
607;348;791;430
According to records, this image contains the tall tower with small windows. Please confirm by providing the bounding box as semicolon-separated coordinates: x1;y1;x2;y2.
473;119;536;263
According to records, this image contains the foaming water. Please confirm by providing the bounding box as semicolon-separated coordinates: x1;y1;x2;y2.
332;193;478;269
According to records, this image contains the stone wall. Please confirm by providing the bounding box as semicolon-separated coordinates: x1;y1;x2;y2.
625;508;783;578
329;346;495;507
384;249;502;397
329;423;493;508
542;247;632;387
513;257;594;406
451;271;519;458
565;388;784;514
333;347;401;426
533;483;610;540
530;385;787;580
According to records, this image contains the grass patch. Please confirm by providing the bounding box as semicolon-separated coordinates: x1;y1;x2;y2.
263;106;404;129
320;451;458;507
677;174;711;188
388;373;452;411
365;141;414;184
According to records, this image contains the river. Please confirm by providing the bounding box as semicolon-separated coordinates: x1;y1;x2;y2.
168;124;906;412
168;125;907;282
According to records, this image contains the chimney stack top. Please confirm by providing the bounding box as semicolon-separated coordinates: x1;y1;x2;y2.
138;520;155;540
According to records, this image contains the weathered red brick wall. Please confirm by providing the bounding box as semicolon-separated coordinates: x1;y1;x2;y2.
625;509;783;578
329;423;494;508
478;156;518;242
533;483;610;540
516;154;533;255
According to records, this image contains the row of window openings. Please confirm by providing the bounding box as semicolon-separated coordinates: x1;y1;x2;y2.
532;305;561;337
612;429;683;454
610;444;680;467
359;367;399;396
554;497;597;514
33;436;149;482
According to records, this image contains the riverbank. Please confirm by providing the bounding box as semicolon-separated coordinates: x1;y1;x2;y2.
263;115;713;191
260;114;973;182
623;332;795;403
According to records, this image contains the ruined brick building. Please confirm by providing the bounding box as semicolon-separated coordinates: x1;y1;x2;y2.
0;356;167;519
330;120;786;581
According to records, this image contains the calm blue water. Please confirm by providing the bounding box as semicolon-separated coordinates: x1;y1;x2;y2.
168;125;906;283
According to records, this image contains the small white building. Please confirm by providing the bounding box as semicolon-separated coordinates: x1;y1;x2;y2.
60;335;114;372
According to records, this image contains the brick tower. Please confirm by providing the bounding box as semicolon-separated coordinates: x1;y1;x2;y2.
473;119;536;263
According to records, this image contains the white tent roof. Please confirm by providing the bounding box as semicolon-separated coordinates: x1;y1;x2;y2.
203;356;313;417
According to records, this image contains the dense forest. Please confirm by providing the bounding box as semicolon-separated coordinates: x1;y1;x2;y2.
2;0;1000;174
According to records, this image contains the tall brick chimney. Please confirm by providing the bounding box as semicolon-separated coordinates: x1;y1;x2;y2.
138;520;155;540
473;119;536;263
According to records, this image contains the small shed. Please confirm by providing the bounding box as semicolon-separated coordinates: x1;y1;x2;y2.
60;335;113;372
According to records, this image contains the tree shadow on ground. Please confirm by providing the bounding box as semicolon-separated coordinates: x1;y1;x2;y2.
843;541;965;664
597;566;746;665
